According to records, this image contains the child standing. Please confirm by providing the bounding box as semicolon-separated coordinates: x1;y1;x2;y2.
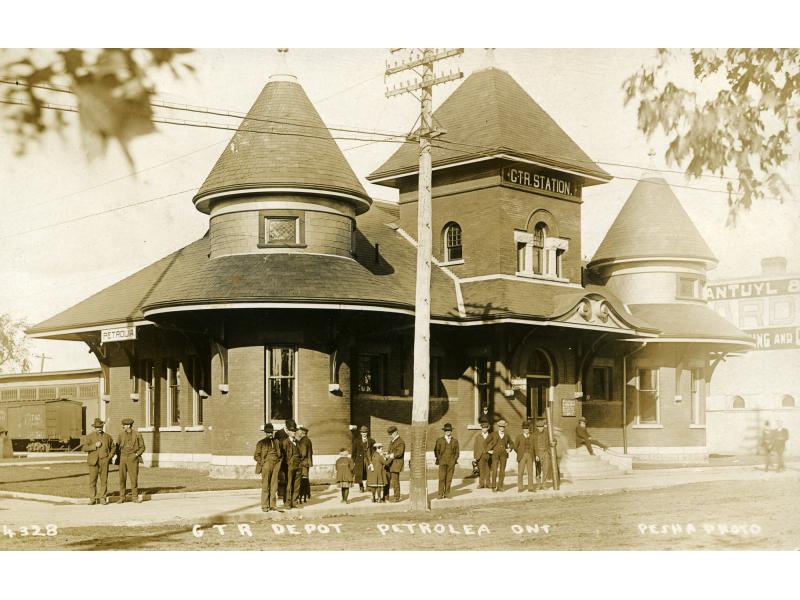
367;441;388;503
335;448;355;503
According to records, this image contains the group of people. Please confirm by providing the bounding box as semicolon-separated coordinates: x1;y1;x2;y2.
337;424;406;504
81;417;146;504
253;419;313;512
762;420;790;472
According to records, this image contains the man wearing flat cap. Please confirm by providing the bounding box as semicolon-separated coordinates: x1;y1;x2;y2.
254;423;283;511
282;423;303;509
533;418;552;490
296;426;313;503
80;418;114;505
434;423;460;499
116;418;145;503
487;419;513;492
575;417;608;455
352;425;374;492
385;426;405;502
515;420;536;492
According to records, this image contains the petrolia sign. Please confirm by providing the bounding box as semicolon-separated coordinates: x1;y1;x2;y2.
501;164;581;201
100;325;137;343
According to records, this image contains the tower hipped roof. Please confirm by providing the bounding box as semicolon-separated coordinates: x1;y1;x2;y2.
193;77;370;213
368;67;611;186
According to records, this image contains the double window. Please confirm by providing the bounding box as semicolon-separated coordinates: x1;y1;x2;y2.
187;356;208;427
357;353;387;395
165;360;181;427
690;367;704;426
266;347;296;422
473;358;491;423
515;222;567;278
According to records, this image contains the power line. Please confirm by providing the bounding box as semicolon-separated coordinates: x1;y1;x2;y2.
0;188;197;241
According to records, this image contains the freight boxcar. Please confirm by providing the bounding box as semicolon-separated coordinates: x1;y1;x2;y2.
0;399;83;452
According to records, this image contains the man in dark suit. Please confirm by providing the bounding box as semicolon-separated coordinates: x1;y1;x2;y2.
575;417;608;455
515;420;536;492
254;423;283;512
352;425;374;492
282;424;302;509
533;418;552;490
297;426;313;503
115;418;145;503
81;418;114;505
434;423;460;499
473;418;491;488
773;420;789;472
386;426;405;502
487;419;513;492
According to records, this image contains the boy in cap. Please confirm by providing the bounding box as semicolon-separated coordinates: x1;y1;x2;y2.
515;420;536;492
367;441;388;502
575;417;608;455
385;426;405;502
254;423;284;511
116;418;145;503
352;425;374;492
434;423;460;499
487;419;513;491
335;448;355;503
81;418;114;504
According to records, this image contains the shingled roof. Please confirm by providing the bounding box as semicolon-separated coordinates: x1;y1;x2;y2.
627;304;754;346
368;67;611;186
193;76;370;213
27;203;462;338
588;176;717;269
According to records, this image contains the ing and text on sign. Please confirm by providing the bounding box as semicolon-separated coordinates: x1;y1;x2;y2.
100;326;137;344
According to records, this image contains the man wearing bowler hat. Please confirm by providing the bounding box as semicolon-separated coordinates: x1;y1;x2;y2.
254;423;283;511
352;425;374;492
385;426;405;502
434;423;460;499
487;419;513;491
473;418;492;488
282;423;303;509
533;418;553;489
116;418;145;503
80;418;114;505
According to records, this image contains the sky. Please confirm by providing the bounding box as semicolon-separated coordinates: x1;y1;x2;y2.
1;47;799;373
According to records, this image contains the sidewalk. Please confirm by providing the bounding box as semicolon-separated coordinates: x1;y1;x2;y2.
1;462;797;528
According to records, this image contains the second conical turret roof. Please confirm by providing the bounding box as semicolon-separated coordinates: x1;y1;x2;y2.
193;76;370;213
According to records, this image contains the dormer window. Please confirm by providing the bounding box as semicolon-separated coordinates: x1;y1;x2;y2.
443;222;463;263
516;221;568;279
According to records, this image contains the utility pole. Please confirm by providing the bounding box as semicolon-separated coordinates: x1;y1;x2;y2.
385;48;463;511
33;352;53;373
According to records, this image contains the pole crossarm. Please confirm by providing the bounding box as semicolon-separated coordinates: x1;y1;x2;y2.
385;48;464;75
386;71;464;98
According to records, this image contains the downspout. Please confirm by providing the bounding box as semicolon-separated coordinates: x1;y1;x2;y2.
622;342;648;455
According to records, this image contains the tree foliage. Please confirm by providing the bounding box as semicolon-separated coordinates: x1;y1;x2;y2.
0;313;31;373
1;48;194;166
623;48;800;222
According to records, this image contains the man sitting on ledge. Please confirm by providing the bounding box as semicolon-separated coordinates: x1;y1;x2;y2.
575;417;609;455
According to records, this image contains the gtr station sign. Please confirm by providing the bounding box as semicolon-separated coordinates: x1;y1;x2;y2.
501;164;582;201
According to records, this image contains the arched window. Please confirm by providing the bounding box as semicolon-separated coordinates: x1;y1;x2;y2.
732;395;746;409
782;394;795;407
532;222;546;274
443;222;462;262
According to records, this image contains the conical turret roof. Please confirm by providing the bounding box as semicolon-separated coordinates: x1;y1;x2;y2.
193;76;370;213
588;176;717;269
368;67;611;186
